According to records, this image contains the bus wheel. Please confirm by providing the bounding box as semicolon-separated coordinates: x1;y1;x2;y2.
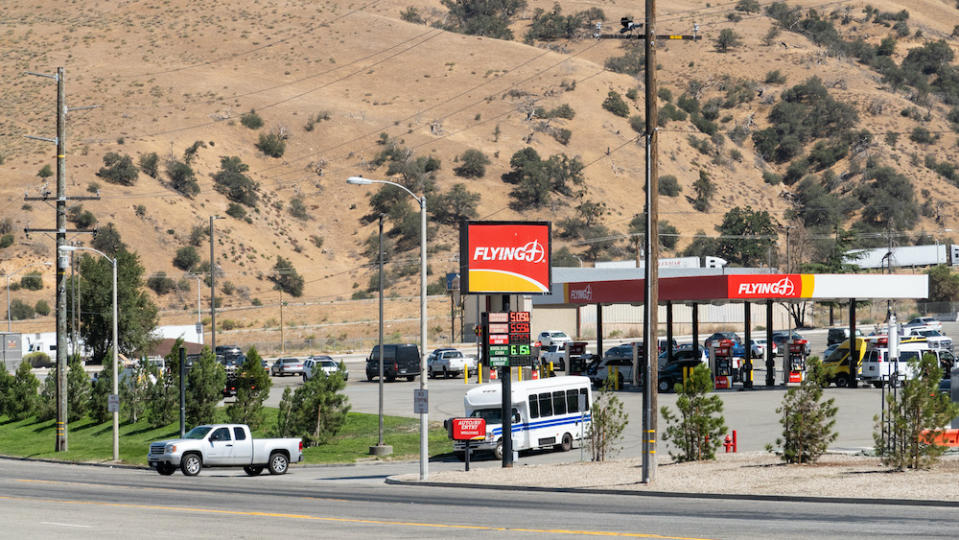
557;433;573;452
836;377;848;388
493;441;503;460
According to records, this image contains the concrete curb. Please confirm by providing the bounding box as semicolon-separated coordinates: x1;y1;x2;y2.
0;453;149;470
384;477;959;508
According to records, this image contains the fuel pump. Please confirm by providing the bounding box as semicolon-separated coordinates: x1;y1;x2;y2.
787;339;808;384
712;339;734;390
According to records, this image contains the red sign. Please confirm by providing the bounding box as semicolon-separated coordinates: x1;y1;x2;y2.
450;418;486;440
460;221;551;294
728;274;802;299
488;334;508;345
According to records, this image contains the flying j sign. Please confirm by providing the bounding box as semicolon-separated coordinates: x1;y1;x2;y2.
460;221;551;294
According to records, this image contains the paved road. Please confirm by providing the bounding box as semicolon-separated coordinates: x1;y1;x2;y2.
1;459;953;539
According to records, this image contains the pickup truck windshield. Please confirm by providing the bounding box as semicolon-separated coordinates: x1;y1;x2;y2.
470;408;519;425
444;351;463;358
184;426;212;439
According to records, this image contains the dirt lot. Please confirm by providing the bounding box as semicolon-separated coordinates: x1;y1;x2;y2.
414;452;959;501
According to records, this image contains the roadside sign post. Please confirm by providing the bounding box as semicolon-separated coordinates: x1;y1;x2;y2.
107;394;119;413
449;418;486;472
413;389;428;415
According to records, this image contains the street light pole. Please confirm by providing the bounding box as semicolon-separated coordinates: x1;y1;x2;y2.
59;245;118;462
348;176;426;479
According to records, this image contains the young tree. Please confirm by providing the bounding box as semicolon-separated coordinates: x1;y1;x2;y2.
274;387;294;437
186;348;227;427
67;354;91;422
146;362;178;428
280;369;350;446
227;347;272;430
661;364;727;461
7;361;39;420
90;351;115;424
767;358;838;463
588;377;629;461
36;368;58;421
0;362;13;417
875;353;959;469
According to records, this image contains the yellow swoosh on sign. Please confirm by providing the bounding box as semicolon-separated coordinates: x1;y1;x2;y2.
468;269;548;293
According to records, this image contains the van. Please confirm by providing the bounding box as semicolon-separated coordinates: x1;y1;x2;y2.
861;346;955;387
821;338;868;387
366;344;420;382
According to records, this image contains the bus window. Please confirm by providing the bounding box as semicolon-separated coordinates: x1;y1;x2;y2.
552;391;567;415
579;388;589;411
529;395;539;418
566;389;578;413
538;393;553;417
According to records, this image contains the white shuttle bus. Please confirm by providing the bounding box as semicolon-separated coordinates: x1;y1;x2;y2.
454;376;592;459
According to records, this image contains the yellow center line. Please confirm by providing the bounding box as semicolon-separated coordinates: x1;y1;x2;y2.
0;494;713;539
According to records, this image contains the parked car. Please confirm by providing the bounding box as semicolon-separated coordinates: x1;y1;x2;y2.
657;358;708;393
427;348;470;378
753;337;777;357
536;330;572;348
366;343;420;382
748;340;764;359
147;424;302;476
827;327;864;346
903;317;942;332
703;332;746;358
271;357;304;377
303;355;348;381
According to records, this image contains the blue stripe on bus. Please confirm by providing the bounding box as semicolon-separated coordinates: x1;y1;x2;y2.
490;414;591;437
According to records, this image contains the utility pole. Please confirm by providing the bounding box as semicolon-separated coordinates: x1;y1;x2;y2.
23;67;97;452
209;215;222;352
641;0;660;485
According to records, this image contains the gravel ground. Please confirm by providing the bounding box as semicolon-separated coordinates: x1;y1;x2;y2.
408;452;959;501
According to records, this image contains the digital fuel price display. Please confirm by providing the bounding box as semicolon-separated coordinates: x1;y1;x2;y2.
481;311;532;367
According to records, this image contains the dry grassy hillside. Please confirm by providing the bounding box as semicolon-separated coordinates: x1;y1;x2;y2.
1;0;958;349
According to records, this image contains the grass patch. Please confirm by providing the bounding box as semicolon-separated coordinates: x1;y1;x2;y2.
0;409;452;466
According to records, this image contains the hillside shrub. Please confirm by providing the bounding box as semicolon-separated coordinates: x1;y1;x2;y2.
678;93;700;115
173;246;200;271
256;132;286;158
289;196;309;220
909;126;935;145
659;175;681;197
0;234;13;249
271;256;304;297
147;272;176;295
67;205;97;229
240;109;264;129
604;45;644;75
226;203;246;219
765;70;786;84
34;300;50;316
525;4;584;42
440;0;526;40
19;271;43;290
212;156;258;206
602;91;630;117
97;152;138;185
714;29;743;53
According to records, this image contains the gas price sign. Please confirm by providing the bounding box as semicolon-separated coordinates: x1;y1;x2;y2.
482;311;532;368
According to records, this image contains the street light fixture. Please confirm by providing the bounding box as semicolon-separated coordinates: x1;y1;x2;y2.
347;175;428;480
59;245;119;462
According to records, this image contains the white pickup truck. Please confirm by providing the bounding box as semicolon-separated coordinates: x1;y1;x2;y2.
427;348;475;378
147;424;303;476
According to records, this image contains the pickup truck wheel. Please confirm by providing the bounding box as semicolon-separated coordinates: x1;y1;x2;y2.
180;453;202;476
243;465;264;476
406;376;415;382
268;452;289;475
557;433;573;452
658;379;672;393
836;377;848;388
156;463;176;476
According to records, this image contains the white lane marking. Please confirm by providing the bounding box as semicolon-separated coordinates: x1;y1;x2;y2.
40;522;92;528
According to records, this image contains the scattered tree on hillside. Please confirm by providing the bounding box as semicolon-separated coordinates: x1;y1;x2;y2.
212;156;258;206
602;91;630;118
441;0;527;40
714;29;743;53
240;109;263;129
432;184;480;224
97;152;139;185
270;256;304;297
692;170;714;212
256;131;286;158
139;152;159;178
182;140;207;165
714;206;778;266
453;149;490;178
166;158;199;197
855;164;918;232
92;223;126;257
173;246;200;271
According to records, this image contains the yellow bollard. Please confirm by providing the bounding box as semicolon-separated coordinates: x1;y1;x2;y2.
464;364;468;384
518;365;523;382
478;364;483;384
549;361;554;378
